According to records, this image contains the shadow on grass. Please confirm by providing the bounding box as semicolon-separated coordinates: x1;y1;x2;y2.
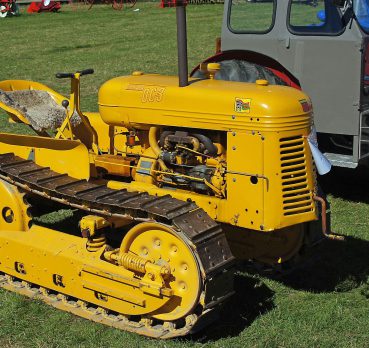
190;272;275;341
319;165;369;204
272;237;369;294
264;165;369;294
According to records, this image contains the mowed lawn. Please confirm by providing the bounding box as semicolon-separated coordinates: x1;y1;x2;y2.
1;3;369;348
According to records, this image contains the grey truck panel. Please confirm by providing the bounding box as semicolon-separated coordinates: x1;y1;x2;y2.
221;0;364;136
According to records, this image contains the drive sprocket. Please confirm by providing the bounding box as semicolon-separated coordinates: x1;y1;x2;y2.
0;179;32;232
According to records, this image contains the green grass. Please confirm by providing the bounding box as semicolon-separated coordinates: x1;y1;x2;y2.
290;1;325;26
229;1;326;32
1;4;369;348
0;3;223;112
229;2;274;32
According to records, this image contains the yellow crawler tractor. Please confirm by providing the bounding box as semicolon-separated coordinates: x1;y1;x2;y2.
0;2;328;339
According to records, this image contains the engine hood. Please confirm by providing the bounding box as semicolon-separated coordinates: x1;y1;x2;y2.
98;73;312;132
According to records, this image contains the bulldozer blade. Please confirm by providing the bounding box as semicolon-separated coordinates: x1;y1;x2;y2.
0;133;90;180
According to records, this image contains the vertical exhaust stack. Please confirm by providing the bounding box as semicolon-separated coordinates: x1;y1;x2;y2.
161;0;189;87
176;1;189;87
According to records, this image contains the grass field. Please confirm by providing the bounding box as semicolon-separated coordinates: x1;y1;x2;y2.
1;3;369;348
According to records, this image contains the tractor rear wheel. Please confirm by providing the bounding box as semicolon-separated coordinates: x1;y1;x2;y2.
0;5;8;17
125;0;136;8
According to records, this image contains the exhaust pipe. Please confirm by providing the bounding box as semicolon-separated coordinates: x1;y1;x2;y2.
176;2;189;87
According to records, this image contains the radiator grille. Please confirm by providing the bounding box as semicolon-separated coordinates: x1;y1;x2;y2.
280;136;313;216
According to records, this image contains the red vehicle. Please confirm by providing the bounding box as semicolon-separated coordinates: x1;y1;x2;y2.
0;0;19;17
27;0;61;13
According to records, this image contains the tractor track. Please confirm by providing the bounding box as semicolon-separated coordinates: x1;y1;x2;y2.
0;152;235;338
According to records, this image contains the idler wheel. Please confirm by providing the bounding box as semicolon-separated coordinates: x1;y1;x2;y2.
120;222;202;321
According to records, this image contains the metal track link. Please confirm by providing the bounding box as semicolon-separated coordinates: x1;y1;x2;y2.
0;271;221;338
0;153;235;338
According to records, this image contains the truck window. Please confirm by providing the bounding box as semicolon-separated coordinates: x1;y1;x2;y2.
288;0;344;35
228;0;276;34
354;0;369;33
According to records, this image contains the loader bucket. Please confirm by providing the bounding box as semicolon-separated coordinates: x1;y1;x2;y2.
0;80;68;130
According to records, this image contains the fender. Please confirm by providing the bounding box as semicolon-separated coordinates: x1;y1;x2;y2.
191;49;301;89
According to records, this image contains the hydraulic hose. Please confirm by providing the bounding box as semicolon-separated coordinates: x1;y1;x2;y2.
192;133;218;157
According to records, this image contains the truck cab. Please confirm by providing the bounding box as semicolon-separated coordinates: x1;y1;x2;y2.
194;0;369;168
